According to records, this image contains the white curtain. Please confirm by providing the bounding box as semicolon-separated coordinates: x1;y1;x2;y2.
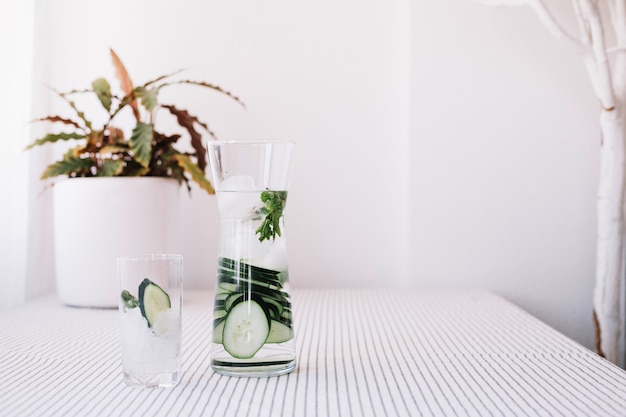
0;0;54;309
0;0;33;309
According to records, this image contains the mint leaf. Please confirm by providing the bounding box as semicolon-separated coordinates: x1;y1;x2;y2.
255;190;287;242
121;290;138;310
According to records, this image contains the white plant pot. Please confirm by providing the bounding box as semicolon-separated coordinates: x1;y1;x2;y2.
53;177;182;308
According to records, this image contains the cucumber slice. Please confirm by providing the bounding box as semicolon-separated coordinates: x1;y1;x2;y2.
218;274;283;290
213;319;225;344
266;320;293;343
215;292;230;301
138;278;171;328
281;309;292;321
222;300;270;359
214;308;228;321
218;281;240;293
218;257;281;277
217;280;289;302
259;295;285;318
224;293;244;311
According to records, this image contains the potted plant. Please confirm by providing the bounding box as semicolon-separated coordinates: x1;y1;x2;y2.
26;49;244;307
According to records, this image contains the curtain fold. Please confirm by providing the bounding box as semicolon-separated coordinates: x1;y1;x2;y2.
0;0;36;309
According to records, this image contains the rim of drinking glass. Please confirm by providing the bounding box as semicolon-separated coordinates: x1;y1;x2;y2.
207;139;295;146
117;254;183;262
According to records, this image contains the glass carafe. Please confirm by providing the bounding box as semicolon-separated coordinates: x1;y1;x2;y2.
206;140;296;377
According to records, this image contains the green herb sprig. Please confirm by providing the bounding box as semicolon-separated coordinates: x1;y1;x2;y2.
121;290;138;310
255;190;287;242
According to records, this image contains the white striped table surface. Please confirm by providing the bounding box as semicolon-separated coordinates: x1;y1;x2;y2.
1;288;626;417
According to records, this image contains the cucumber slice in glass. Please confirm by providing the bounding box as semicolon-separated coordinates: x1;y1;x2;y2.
222;300;270;359
213;319;225;344
224;293;244;312
266;320;293;343
138;278;171;328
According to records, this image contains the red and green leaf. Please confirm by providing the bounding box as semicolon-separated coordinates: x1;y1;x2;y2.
135;87;159;112
129;122;153;168
53;89;93;130
96;159;124;177
173;153;214;194
25;132;86;150
41;153;93;179
99;144;128;155
104;127;125;145
141;69;185;88
122;159;150;177
163;80;245;108
110;48;140;121
161;104;210;171
31;115;82;130
92;78;112;112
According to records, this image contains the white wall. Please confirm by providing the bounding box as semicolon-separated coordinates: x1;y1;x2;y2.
32;0;410;287
30;0;602;349
412;1;600;349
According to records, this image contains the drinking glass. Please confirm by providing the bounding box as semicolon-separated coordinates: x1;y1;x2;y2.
117;254;183;387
